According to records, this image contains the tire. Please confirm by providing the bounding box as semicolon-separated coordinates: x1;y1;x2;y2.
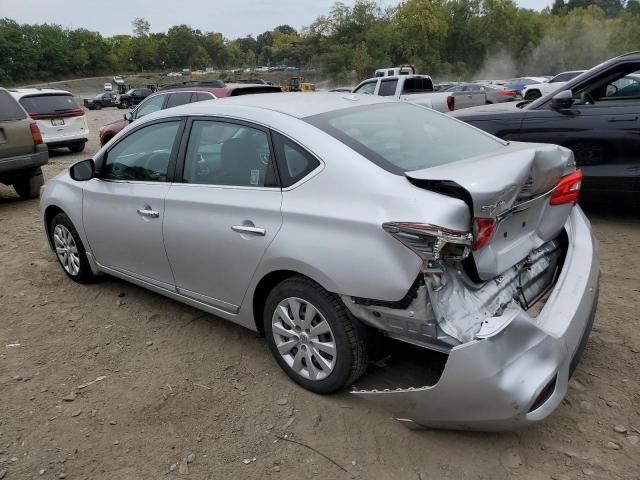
68;142;85;153
49;212;97;284
119;100;130;109
525;90;541;101
13;168;44;199
100;135;113;147
94;103;102;110
264;276;368;393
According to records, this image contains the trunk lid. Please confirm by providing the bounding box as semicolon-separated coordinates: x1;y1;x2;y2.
406;142;576;280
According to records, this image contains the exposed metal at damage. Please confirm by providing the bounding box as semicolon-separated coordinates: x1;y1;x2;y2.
349;208;599;431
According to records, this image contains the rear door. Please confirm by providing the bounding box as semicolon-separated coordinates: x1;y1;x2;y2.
163;118;282;312
0;90;32;158
83;118;184;289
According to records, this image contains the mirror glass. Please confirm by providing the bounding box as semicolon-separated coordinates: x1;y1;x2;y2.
70;159;95;181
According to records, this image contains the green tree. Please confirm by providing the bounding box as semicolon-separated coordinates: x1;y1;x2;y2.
166;25;199;67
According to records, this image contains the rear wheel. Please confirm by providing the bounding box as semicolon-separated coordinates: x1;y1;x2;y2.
13;168;44;199
94;103;102;110
264;276;368;393
68;142;85;153
50;213;96;283
119;100;130;109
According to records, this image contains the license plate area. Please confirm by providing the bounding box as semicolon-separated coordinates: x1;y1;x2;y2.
492;194;549;251
51;118;65;126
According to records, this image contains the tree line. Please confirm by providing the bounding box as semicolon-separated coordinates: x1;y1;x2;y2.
2;0;640;85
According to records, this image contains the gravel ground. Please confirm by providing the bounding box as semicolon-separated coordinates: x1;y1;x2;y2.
0;107;639;480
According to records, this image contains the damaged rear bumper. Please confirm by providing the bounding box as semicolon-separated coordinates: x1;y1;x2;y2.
352;207;599;431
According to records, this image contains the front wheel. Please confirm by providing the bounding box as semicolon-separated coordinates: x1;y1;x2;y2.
13;168;44;199
264;276;369;393
525;90;541;101
50;213;97;283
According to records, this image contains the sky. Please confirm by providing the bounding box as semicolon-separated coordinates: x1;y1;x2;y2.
0;0;552;39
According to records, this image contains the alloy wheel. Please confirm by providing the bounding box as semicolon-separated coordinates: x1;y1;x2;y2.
53;224;80;276
271;297;337;381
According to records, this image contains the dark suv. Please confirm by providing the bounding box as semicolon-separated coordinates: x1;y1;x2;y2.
0;88;48;198
117;88;153;109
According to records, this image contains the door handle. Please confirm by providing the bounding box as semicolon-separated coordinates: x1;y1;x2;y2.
137;206;159;218
231;225;266;236
467;95;473;98
608;116;638;123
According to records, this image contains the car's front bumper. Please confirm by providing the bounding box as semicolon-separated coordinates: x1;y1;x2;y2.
352;207;599;431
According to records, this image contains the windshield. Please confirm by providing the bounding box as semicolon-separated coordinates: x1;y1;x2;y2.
125;89;135;95
305;103;504;174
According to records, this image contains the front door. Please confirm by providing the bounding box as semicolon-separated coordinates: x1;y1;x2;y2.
163;118;283;312
82;118;183;289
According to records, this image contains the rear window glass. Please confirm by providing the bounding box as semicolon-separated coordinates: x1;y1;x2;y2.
272;132;320;187
305;103;504;174
19;94;79;115
402;77;434;94
0;90;26;121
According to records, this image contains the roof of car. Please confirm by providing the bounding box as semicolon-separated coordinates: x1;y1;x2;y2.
159;92;389;119
8;88;73;98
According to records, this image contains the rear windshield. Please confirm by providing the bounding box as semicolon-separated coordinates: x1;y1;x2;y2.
401;77;434;94
0;90;26;121
19;94;80;114
305;103;504;174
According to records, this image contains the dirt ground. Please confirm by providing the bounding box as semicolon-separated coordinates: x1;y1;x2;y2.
1;107;639;480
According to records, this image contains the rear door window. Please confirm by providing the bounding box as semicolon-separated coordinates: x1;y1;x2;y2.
182;120;278;187
194;92;215;102
378;79;398;97
0;90;26;121
18;94;80;117
165;92;193;108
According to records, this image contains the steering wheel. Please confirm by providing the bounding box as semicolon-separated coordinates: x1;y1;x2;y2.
580;92;595;105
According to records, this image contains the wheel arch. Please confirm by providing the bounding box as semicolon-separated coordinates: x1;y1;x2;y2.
43;204;66;249
251;268;337;335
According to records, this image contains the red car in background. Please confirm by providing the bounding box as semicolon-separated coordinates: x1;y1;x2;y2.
98;82;281;146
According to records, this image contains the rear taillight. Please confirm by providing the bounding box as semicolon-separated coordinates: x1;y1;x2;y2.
550;170;582;205
446;95;455;111
383;222;472;269
472;217;496;251
30;123;43;145
498;90;517;96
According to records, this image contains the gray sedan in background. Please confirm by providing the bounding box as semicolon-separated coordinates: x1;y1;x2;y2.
442;82;519;103
40;93;599;430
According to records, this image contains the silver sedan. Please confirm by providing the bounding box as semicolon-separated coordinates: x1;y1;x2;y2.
40;93;599;430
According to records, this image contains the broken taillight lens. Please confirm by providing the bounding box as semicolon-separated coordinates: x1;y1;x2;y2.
549;170;582;205
383;222;472;267
472;217;496;251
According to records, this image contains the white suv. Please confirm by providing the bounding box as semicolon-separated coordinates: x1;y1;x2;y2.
9;88;89;153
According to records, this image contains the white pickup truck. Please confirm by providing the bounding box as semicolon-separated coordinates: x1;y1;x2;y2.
351;74;486;112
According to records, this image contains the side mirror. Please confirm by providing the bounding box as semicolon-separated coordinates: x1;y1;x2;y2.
124;111;134;122
70;158;95;182
551;90;573;109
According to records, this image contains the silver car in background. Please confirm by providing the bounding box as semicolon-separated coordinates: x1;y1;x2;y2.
40;93;599;430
